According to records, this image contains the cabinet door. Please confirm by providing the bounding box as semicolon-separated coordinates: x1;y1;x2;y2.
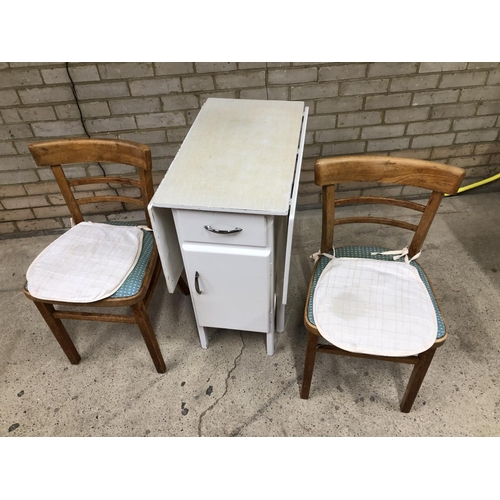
182;243;273;333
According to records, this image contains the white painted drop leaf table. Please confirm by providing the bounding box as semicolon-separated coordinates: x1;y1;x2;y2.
148;98;308;355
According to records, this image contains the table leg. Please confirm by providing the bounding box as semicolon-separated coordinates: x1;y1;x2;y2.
197;324;208;349
276;301;285;333
266;330;275;356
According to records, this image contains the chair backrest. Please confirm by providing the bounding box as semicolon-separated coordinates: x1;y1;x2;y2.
29;138;154;227
315;155;466;258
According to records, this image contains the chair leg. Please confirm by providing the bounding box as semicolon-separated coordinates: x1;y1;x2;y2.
33;301;81;365
400;347;436;413
300;331;318;399
131;302;166;373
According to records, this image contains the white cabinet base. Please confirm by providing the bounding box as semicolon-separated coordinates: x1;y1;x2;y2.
194;327;275;356
174;210;276;355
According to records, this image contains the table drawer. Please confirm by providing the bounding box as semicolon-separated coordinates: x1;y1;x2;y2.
174;209;269;247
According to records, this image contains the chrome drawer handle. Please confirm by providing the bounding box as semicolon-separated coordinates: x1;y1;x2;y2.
204;225;242;234
195;272;202;294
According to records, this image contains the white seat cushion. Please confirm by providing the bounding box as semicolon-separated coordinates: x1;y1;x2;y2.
27;222;143;303
313;256;437;357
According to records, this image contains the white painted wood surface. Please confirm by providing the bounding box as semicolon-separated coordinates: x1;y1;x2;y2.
174;210;268;247
181;243;273;333
152;98;305;215
148;204;183;293
149;98;307;354
281;107;309;305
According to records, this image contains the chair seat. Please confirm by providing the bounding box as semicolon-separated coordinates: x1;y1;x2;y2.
307;246;446;346
26;221;155;300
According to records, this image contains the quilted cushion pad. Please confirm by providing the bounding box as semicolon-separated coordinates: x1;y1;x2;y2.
26;222;143;303
311;247;443;356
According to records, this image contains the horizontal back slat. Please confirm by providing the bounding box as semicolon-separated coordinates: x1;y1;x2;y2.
335;196;426;213
315;156;465;194
334;217;418;232
76;196;144;207
29;138;152;170
69;177;142;188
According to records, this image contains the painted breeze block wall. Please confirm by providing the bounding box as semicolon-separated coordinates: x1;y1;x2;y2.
0;62;499;235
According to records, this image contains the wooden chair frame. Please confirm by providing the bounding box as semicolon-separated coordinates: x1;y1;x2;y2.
300;155;466;412
25;138;189;373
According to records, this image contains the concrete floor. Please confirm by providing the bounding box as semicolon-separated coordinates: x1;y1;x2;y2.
1;191;499;437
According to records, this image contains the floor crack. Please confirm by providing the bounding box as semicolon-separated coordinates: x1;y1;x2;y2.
197;333;245;437
229;378;298;437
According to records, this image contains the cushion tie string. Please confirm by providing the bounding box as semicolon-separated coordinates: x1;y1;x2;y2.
370;246;421;264
310;247;335;263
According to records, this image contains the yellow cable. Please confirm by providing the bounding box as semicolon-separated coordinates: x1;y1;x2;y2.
444;172;500;197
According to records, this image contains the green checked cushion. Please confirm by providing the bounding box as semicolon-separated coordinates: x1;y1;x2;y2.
107;222;154;299
307;246;445;341
26;221;154;300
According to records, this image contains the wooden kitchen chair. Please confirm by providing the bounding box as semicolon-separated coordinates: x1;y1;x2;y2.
301;156;465;412
24;138;189;373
